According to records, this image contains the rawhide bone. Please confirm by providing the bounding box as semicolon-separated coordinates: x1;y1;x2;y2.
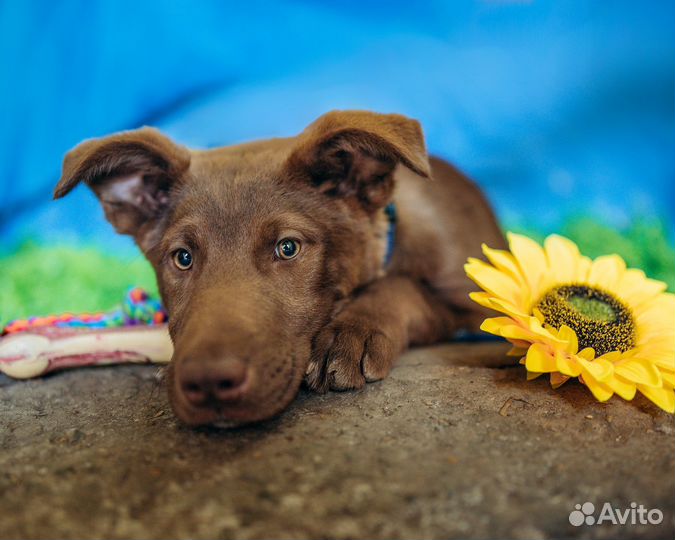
0;325;172;379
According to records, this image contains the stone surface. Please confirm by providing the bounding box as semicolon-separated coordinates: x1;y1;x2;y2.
0;342;673;539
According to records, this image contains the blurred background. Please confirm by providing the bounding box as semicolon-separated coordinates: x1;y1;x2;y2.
1;0;674;325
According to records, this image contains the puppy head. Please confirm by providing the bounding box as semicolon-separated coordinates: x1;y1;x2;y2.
54;111;429;426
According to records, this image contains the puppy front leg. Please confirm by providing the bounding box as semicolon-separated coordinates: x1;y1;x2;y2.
305;276;455;392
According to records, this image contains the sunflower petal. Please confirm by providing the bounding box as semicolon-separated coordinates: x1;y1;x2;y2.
614;358;662;388
507;346;528;357
606;375;637;401
469;292;531;322
480;317;517;335
480;318;547;343
468;291;497;311
596;350;622;363
588;255;625;292
581;374;614;402
577;356;613;382
635;294;675;325
557;325;579;354
481;244;523;283
465;259;522;306
550;372;571;389
555;350;582;377
525;343;556;373
577;347;596;361
523;316;570;344
507;233;549;300
660;370;675;387
576;255;593;281
652;354;675;372
543;235;581;283
486;296;533;321
618;269;668;307
527;370;544;380
637;384;675;413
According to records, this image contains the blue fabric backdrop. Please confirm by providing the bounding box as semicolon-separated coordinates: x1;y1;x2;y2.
1;0;673;251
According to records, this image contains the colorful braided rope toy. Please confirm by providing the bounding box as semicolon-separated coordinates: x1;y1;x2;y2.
2;287;167;335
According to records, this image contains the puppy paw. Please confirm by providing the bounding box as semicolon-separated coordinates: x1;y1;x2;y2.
305;315;399;392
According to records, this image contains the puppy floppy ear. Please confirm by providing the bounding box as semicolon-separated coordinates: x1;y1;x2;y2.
286;110;430;212
54;127;191;253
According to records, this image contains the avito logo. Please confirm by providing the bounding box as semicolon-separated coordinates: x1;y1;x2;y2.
569;502;663;527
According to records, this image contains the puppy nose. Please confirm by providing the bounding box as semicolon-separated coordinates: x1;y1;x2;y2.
178;357;248;407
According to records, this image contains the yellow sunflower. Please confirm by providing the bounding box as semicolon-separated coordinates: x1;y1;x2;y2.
465;233;675;413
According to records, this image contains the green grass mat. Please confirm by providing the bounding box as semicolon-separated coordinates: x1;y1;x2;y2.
1;244;158;327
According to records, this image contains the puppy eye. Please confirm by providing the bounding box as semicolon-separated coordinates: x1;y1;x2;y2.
173;248;193;270
275;238;301;260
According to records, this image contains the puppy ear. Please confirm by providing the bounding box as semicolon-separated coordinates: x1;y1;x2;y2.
286;110;430;211
54;127;191;252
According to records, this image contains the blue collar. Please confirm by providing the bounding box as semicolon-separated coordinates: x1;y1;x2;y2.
383;202;397;267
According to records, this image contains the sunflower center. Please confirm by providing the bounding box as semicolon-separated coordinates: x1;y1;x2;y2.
567;295;616;322
535;284;636;356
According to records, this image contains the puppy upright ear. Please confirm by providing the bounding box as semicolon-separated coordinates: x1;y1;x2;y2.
54;127;191;253
286;110;430;212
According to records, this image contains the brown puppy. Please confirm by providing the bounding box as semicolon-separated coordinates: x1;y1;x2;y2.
54;110;505;426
